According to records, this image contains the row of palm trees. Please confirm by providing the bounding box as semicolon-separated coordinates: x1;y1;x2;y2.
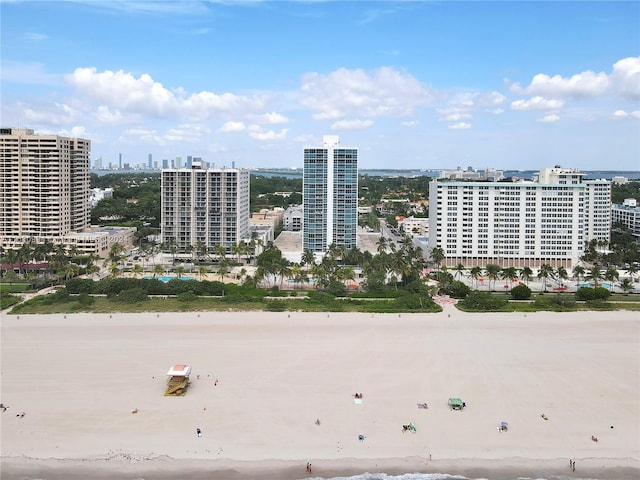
434;260;637;294
251;235;426;293
0;241;100;283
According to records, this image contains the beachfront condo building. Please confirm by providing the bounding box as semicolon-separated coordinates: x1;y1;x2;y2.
428;166;611;268
303;135;358;254
161;164;250;253
0;128;91;249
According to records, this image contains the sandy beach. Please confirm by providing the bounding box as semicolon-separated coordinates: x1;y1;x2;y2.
1;305;639;479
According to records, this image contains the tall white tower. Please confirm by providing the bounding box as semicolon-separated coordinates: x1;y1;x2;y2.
303;136;358;254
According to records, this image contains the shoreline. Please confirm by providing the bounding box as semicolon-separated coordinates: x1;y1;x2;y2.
2;455;639;480
2;310;638;479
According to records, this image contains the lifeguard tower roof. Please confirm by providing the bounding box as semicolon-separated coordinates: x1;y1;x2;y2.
167;364;192;377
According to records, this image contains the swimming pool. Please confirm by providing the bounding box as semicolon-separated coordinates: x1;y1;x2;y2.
577;282;611;289
145;276;196;283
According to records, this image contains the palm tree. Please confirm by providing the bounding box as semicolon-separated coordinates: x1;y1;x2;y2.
153;264;165;278
109;261;120;278
556;266;569;286
469;266;482;289
627;264;638;282
454;263;466;281
604;267;619;291
108;242;126;266
132;264;143;278
237;267;247;284
519;267;533;285
538;264;554;292
231;242;243;264
376;236;388;254
501;266;518;287
197;265;208;281
485;264;501;291
587;265;603;288
277;260;293;289
174;265;186;279
618;278;634;295
572;265;586;283
429;247;445;269
301;249;316;268
213;244;227;263
337;265;356;290
217;259;230;282
62;262;79;281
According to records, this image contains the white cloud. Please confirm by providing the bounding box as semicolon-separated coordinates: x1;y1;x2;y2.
612;109;640;120
511;96;564;111
56;126;87;138
439;112;472;122
538;114;560;123
259;112;289;124
65;67;267;120
22;101;81;125
610;56;640;100
247;127;288;141
299;67;436;120
95;105;125;124
401;120;417;126
330;119;374;130
218;121;246;132
510;56;640;101
486;108;504;115
513;71;609;98
448;122;471;130
478;91;506;106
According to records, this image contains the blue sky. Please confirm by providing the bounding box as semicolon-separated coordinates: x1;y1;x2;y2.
1;0;639;170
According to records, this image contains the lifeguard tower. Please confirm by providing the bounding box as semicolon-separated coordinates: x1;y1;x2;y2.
164;364;192;396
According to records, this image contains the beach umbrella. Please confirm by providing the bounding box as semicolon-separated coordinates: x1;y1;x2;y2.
501;421;509;428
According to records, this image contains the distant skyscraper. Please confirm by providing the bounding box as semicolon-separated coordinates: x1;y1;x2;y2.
162;159;169;169
148;153;153;170
303;135;358;254
119;153;122;170
186;156;193;168
0;128;90;247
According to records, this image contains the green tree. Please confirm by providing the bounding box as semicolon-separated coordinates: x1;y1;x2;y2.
519;267;533;285
429;247;445;269
485;264;501;291
572;265;585;283
538;264;555;292
618;278;634;295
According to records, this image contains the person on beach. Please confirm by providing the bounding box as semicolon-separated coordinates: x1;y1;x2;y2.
196;428;202;437
306;462;312;473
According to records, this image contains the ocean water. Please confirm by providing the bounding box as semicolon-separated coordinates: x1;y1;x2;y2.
304;474;611;480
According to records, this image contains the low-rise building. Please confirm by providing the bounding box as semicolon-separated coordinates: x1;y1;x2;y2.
612;198;640;240
283;205;303;231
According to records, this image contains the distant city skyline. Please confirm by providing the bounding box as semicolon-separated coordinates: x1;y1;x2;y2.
1;1;639;170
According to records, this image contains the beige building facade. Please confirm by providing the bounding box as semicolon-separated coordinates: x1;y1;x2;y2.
0;128;92;251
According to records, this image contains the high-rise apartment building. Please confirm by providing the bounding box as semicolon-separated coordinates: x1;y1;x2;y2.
161;165;250;252
0;128;90;248
428;166;611;268
303;135;358;254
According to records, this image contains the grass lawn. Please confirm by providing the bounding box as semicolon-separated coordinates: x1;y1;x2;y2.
0;283;31;293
